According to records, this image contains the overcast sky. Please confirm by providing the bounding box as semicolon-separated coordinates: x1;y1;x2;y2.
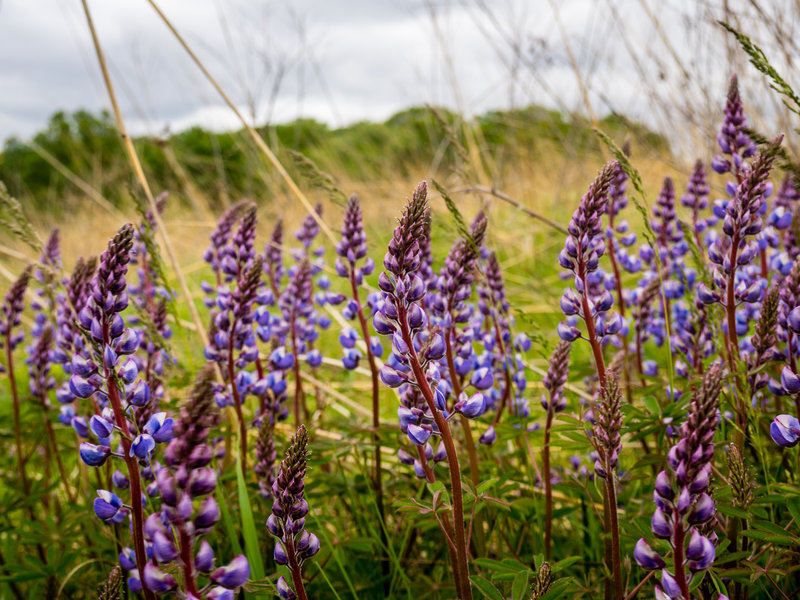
0;0;794;145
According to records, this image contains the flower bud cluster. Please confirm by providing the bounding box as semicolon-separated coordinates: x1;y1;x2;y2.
202;200;247;289
634;364;723;597
0;266;31;354
711;75;756;176
681;160;715;239
558;163;622;343
267;425;320;599
72;225;172;468
699;140;781;310
130;366;249;598
334;194;378;369
373;183;489;451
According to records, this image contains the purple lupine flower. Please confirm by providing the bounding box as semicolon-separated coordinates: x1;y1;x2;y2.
151;365;247;596
373;182;462;446
26;229;61;357
700;140;781;337
417;205;436;306
74;224;171;594
27;324;55;402
295;202;323;253
542;339;571;558
0;265;31;355
635;364;723;597
558;163;621;348
203;206;263;470
477;251;523;420
266;425;318;600
542;340;571;413
335;194;374;284
203;200;247;289
429;211;490;425
129;192;168;307
768;181;795;235
681;160;713;247
335;194;380;373
280;259;313;425
651;177;685;263
264;218;285;298
254;410;277;498
711;75;757;176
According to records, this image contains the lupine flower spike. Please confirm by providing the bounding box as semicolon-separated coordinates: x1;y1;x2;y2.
267;425;319;600
542;339;571;560
97;566;122;600
373;181;473;599
635;363;723;600
72;224;163;600
1;266;32;493
590;372;624;600
558;162;620;389
150;365;249;598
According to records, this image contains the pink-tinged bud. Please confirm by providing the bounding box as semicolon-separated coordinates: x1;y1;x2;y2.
274;542;288;565
195;540;215;573
143;562;178;593
557;322;581;342
651;508;671;538
397;449;415;465
686;530;715;571
152;529;178;563
195;496;220;531
210;554;250;589
781;367;800;394
277;576;297;600
407;424;431;446
660;569;682;599
633;538;665;570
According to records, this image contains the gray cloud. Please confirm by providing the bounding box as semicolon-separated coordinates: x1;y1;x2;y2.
0;0;794;148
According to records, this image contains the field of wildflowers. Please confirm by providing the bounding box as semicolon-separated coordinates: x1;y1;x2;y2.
4;13;800;600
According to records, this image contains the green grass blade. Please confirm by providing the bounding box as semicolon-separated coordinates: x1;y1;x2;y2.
236;458;266;590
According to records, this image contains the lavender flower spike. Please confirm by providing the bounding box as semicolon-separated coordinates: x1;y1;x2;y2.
267;425;318;600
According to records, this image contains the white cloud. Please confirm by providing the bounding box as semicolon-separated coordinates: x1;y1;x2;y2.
0;0;795;149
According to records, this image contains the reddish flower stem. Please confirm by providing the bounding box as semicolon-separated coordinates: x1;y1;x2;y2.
398;305;472;600
285;537;309;600
102;323;156;600
672;519;690;600
178;526;200;596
